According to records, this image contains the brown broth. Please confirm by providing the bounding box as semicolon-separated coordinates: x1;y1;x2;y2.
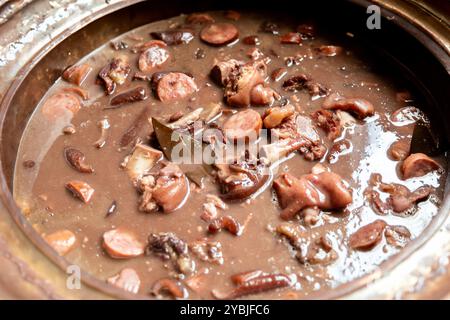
13;11;447;299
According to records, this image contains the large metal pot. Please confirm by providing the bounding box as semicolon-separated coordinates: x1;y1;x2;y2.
0;0;448;299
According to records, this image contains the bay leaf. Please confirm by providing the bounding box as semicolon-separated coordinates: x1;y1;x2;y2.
152;117;214;187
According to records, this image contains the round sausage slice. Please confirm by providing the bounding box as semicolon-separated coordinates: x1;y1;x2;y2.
41;92;81;120
401;153;441;179
186;13;215;24
349;220;387;250
44;229;77;256
138;46;169;72
102;228;144;259
200;23;239;46
223;109;262;142
388;139;410;161
156;72;198;103
323;93;374;119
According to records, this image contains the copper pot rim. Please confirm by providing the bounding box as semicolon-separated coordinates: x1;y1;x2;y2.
0;0;448;299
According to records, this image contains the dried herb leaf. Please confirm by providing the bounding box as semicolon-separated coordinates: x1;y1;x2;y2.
152;118;213;187
120;108;152;148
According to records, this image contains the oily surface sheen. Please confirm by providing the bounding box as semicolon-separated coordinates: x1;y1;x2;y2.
14;11;447;299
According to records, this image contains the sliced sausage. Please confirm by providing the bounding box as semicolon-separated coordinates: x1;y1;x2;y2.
63;87;89;101
401;153;441;179
223;109;262;142
102;228;145;259
349;220;387;250
323;93;374;119
44;229;77;256
185;13;215;24
62;64;92;86
155;72;198;103
109;86;148;107
41;92;81;120
388;139;410;161
280;32;302;44
138;46;169;72
65;180;95;203
389;185;432;213
317;45;343;56
200;23;239;46
107;268;141;294
224;10;240;21
365;174;433;214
